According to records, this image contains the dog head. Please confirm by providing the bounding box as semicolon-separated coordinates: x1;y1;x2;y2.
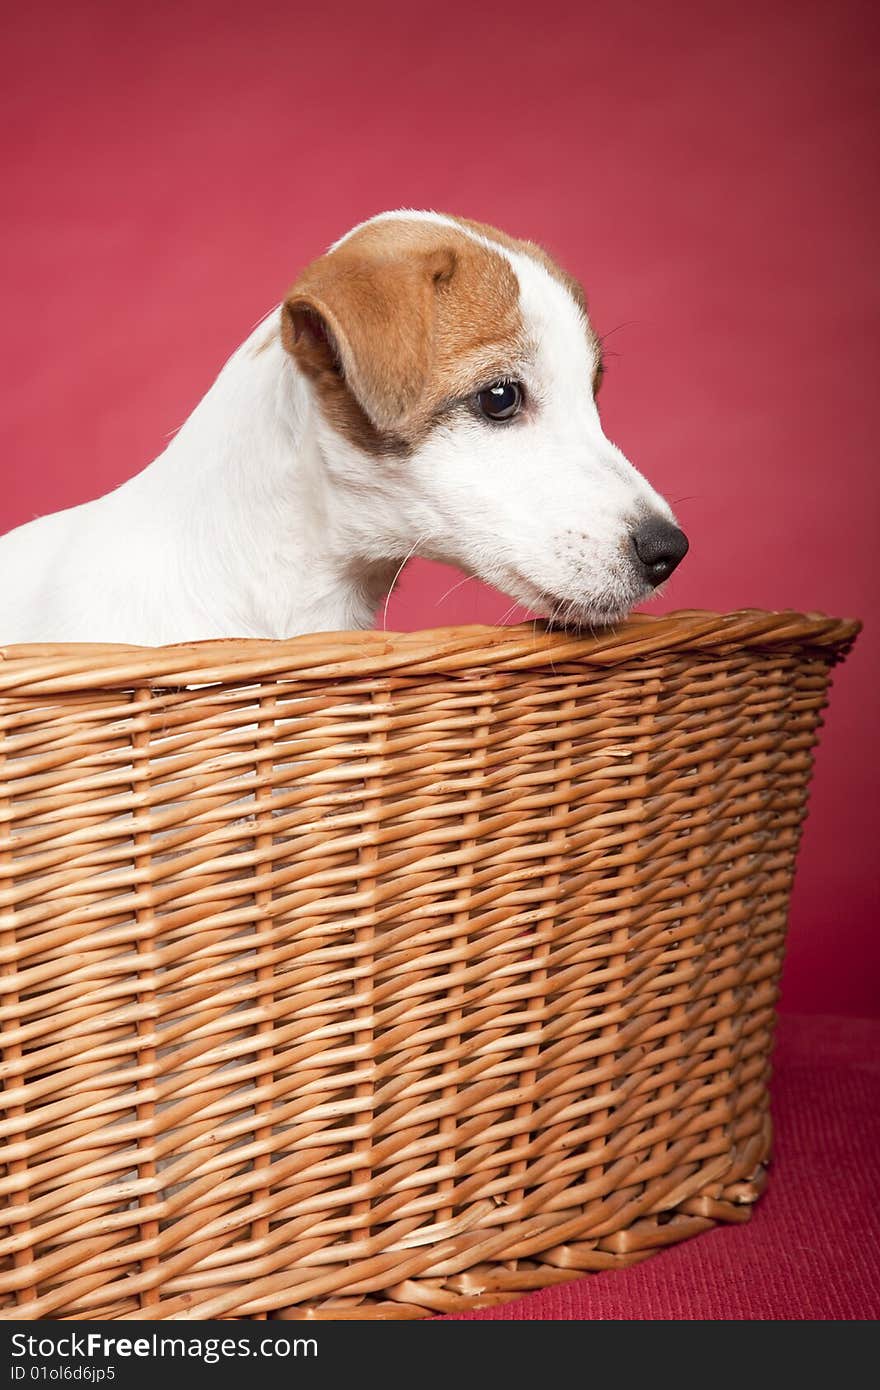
280;211;687;626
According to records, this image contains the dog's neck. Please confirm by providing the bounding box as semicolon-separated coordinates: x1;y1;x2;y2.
130;315;401;639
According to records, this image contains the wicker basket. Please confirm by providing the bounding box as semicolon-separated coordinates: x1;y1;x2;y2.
0;609;858;1320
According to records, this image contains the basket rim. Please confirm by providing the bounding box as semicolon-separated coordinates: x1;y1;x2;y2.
0;608;860;696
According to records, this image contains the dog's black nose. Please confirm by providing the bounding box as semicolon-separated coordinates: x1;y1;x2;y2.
631;518;689;586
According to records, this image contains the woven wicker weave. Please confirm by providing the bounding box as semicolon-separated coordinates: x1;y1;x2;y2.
0;609;858;1320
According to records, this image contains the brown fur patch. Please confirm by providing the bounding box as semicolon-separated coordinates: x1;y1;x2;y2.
281;219;524;456
452;215;603;389
452;215;589;313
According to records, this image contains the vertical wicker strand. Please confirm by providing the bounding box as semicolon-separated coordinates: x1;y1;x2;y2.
711;656;785;1196
130;688;159;1311
250;692;279;1316
436;691;492;1227
651;779;711;1216
0;719;37;1307
657;662;742;1214
507;693;575;1215
350;683;388;1242
588;676;662;1216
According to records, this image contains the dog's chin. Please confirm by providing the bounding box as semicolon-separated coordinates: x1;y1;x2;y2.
447;561;650;633
537;599;635;633
499;574;646;633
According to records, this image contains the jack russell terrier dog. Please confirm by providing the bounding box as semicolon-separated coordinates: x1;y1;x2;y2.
0;210;688;645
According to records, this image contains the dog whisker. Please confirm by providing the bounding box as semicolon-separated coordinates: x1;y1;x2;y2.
496;598;527;626
381;538;426;632
435;571;480;607
597;321;640;344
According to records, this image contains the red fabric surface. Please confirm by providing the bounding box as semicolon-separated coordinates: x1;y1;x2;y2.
0;4;875;1016
445;1014;880;1320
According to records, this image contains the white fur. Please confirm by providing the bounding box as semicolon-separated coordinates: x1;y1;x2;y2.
0;211;677;645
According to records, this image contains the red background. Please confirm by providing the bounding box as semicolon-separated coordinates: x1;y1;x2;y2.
1;0;877;1015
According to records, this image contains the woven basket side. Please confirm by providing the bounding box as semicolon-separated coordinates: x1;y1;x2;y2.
0;620;856;1318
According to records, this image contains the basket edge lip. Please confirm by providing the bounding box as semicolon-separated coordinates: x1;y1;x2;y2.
0;608;862;692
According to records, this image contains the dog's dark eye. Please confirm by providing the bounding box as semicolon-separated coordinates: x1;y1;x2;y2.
475;380;523;422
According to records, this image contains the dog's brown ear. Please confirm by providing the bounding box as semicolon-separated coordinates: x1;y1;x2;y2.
281;240;457;434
